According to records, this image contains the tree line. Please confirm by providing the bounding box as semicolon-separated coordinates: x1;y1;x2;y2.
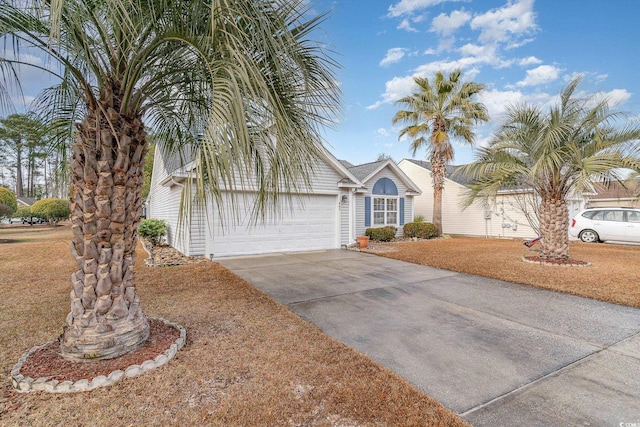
0;113;70;200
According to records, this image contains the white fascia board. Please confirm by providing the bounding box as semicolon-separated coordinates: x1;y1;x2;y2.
319;146;364;188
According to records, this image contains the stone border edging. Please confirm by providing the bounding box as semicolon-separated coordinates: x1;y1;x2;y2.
521;256;591;267
10;317;186;393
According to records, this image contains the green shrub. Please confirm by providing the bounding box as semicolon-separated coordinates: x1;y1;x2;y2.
139;218;167;246
14;206;32;218
0;203;13;219
0;187;17;218
413;215;426;223
403;221;438;239
365;226;396;242
31;198;70;223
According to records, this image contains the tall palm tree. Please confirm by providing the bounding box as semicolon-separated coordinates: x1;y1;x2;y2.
392;69;488;235
0;0;340;361
460;78;640;260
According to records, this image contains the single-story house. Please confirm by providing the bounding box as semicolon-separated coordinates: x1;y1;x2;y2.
147;146;420;258
398;158;587;239
586;180;640;209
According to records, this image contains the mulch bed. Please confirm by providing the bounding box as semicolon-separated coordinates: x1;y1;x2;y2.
142;241;210;267
17;318;179;383
522;256;591;267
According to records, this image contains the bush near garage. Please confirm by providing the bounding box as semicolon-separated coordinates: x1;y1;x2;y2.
30;198;71;224
139;218;168;246
365;226;397;242
403;221;438;239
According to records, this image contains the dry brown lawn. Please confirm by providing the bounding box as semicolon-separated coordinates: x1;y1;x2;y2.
0;225;468;427
376;237;640;309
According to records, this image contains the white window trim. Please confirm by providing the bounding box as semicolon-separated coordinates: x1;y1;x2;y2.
371;196;399;227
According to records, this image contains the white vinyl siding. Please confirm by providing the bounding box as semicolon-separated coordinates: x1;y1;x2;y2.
149;144;348;257
354;167;414;238
398;159;538;239
339;190;351;246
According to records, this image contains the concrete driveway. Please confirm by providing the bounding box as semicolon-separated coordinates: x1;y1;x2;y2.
217;250;640;426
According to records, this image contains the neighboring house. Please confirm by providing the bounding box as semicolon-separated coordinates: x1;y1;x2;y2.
398;158;586;239
17;197;36;207
147;147;420;258
586;180;640;209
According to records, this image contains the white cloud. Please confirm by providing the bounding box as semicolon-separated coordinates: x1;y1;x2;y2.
431;9;471;36
517;65;561;87
478;88;557;124
458;43;496;59
470;0;537;44
387;0;448;18
380;48;409;67
369;61;485;109
397;18;419;32
438;37;457;51
478;88;525;122
375;128;392;137
424;48;437;55
519;56;542;66
366;75;417;109
587;88;632;109
414;57;486;77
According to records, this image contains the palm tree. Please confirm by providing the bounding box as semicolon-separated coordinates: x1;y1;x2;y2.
0;0;340;361
392;69;488;235
460;78;640;260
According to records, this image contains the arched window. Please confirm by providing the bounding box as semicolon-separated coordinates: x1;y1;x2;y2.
372;177;398;196
368;178;401;227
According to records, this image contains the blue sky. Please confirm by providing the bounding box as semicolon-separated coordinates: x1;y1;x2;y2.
7;0;640;168
313;0;640;166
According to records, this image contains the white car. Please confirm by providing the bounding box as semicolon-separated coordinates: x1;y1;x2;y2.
570;207;640;243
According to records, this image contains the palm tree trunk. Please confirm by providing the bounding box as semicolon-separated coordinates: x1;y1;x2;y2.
60;93;149;361
431;150;445;236
538;195;570;260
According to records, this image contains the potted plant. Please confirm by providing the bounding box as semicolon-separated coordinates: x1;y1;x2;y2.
356;235;369;248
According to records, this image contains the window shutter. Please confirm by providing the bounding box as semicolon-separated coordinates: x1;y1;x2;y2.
365;196;371;227
399;197;405;226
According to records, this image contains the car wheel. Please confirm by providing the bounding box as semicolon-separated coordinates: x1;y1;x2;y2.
579;229;599;243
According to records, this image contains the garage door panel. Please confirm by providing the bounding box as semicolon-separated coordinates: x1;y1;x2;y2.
207;194;338;257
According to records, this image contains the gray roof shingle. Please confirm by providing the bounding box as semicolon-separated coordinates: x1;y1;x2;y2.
403;159;474;186
346;160;387;181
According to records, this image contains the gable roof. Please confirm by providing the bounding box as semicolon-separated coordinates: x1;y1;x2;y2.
157;143;363;189
347;160;386;182
588;180;640;201
347;159;421;195
339;159;355;169
17;197;36;206
402;158;475;187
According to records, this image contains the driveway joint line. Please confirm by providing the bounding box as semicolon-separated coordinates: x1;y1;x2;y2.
459;330;640;418
286;274;462;306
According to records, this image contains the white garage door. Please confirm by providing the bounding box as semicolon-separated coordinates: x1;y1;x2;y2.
206;193;339;258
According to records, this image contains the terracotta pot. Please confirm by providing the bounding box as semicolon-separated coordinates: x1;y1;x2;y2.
356;236;369;249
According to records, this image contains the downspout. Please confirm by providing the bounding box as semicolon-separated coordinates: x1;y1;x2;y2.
170;176;186;254
350;188;356;243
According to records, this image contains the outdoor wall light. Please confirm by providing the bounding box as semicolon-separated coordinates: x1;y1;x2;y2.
341;195;348;203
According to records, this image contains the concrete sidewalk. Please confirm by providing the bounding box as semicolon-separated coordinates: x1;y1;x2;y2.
217;250;640;426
